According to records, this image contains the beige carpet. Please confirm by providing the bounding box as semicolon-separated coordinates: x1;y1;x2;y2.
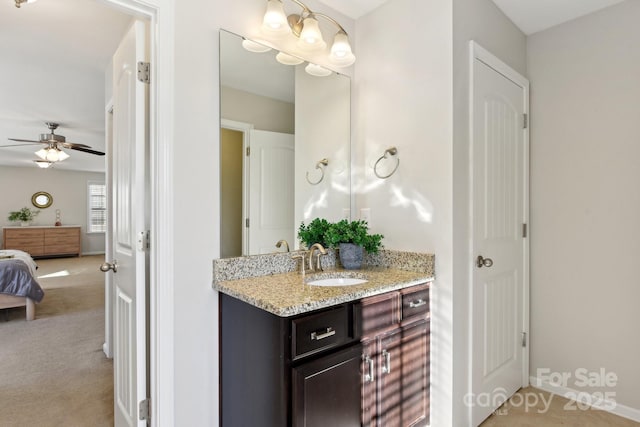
481;387;640;426
0;255;114;427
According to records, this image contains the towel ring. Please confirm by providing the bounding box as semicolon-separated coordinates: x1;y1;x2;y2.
374;147;399;179
306;158;329;185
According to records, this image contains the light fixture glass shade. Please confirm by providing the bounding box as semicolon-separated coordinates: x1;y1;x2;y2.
262;0;291;37
45;148;59;162
35;148;48;160
57;150;70;161
329;31;356;67
298;16;326;50
305;63;332;77
276;51;304;65
34;160;52;168
242;39;272;53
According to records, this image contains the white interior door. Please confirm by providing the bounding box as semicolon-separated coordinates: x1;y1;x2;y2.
471;44;529;426
110;20;149;427
248;129;295;255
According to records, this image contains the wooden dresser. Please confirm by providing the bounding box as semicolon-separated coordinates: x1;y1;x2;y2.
2;226;81;258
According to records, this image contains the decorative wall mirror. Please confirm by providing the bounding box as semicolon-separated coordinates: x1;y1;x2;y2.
32;191;53;208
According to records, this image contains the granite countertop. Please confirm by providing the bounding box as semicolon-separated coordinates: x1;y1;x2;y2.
213;250;435;317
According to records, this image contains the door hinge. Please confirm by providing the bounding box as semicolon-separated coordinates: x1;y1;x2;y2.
522;223;527;238
246;146;250;156
139;398;150;421
523;113;528;129
137;61;150;84
521;332;527;348
137;230;150;251
245;218;250;228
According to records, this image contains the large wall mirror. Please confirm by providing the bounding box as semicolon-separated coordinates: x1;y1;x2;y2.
220;29;351;258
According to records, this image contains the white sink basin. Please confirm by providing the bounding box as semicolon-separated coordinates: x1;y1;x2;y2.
306;277;368;287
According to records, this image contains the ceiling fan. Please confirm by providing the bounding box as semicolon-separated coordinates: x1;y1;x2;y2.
5;122;106;157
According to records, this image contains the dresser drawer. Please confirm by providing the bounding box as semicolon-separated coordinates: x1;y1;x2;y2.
401;284;429;322
5;228;44;239
44;228;80;239
291;305;350;360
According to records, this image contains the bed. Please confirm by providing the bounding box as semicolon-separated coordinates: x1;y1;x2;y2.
0;249;44;321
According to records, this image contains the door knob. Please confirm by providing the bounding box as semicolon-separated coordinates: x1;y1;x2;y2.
476;255;493;268
100;261;118;273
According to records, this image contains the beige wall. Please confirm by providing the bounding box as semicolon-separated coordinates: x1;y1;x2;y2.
528;0;640;411
0;165;106;254
221;86;294;134
355;0;454;424
220;128;243;258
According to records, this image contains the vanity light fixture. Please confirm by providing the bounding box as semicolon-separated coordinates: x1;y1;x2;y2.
14;0;37;8
260;0;355;67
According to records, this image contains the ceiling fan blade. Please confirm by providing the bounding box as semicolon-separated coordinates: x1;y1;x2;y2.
8;138;44;144
1;142;43;148
69;146;106;156
61;142;92;149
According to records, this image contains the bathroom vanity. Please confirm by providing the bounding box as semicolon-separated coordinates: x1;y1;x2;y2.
214;250;434;427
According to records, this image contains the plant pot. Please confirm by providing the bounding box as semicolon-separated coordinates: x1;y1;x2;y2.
339;243;364;270
20;221;30;227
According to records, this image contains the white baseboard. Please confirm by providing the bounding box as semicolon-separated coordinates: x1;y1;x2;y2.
530;376;640;422
82;251;106;256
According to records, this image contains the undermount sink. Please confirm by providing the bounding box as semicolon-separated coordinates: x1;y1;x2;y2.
306;276;368;287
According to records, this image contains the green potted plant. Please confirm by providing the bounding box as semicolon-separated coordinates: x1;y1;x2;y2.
8;207;39;227
297;218;332;249
324;219;384;269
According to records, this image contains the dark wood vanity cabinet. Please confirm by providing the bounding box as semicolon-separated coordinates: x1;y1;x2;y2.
220;282;430;427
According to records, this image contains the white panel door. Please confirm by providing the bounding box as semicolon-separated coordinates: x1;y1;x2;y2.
471;54;528;425
111;20;149;427
248;130;295;255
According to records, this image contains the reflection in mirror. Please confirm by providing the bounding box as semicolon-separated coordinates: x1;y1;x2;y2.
32;191;53;209
219;30;351;258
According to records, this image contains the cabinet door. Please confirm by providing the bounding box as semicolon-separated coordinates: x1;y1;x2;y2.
400;321;430;427
378;329;403;426
361;339;377;427
292;344;362;427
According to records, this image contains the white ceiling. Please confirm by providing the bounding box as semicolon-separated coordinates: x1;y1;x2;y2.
490;0;626;35
0;0;627;173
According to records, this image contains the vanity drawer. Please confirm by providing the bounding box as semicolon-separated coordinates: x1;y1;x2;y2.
291;305;350;360
356;291;400;338
401;284;430;322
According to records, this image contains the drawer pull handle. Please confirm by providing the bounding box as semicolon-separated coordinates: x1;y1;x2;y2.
364;355;375;383
409;299;427;308
310;327;336;341
382;349;391;374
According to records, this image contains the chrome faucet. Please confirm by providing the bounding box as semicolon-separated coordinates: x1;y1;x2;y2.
275;239;290;252
307;243;327;272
